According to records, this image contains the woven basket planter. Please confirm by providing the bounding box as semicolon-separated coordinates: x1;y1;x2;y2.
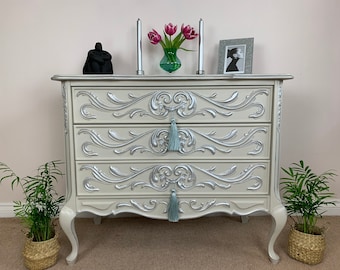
23;234;60;270
288;227;325;265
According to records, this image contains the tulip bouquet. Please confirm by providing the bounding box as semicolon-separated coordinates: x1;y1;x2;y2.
148;22;198;50
148;23;198;72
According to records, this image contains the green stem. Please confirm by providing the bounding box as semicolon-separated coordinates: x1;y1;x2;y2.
163;48;177;62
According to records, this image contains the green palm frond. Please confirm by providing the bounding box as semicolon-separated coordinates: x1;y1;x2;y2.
280;160;336;234
0;160;65;241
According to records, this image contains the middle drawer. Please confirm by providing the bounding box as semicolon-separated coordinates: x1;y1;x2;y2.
74;124;271;160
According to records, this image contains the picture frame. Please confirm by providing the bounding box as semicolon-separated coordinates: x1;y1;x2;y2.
217;38;254;74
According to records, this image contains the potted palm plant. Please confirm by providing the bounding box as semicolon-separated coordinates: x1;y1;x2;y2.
0;160;65;270
280;160;336;265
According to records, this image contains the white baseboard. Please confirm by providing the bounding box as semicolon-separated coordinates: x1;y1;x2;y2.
319;200;340;216
0;203;15;217
1;201;340;218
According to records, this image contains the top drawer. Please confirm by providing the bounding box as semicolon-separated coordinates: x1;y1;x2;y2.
72;86;272;124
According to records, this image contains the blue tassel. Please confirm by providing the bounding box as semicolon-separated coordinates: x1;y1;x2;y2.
168;118;180;151
168;189;179;222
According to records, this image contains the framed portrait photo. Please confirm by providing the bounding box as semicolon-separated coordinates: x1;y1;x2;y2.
217;38;254;74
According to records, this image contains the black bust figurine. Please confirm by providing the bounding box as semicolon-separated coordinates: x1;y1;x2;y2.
83;42;113;74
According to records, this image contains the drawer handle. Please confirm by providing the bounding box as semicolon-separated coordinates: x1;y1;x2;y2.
168;189;179;222
168;118;180;152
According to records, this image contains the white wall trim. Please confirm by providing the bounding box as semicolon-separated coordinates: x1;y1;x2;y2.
319;200;340;216
1;201;340;218
0;203;15;217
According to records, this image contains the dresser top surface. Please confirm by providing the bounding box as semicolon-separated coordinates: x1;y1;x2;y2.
51;74;293;82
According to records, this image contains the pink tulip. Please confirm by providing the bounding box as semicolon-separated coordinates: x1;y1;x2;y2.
148;29;162;45
164;23;177;36
148;22;197;50
181;24;198;40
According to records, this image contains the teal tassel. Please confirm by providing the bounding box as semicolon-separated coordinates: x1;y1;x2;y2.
168;118;180;151
168;189;179;222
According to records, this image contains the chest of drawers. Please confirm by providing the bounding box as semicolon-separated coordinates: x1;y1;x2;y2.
52;74;292;264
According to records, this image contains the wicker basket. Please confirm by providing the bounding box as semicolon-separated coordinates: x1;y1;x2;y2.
288;227;325;265
23;234;60;270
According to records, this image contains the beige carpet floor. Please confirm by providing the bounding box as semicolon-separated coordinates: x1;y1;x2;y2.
0;215;339;270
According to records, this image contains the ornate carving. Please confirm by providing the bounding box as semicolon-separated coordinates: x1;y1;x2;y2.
277;83;283;130
116;198;230;214
62;84;69;134
117;200;159;212
78;127;267;157
76;89;269;120
180;199;230;212
81;163;265;192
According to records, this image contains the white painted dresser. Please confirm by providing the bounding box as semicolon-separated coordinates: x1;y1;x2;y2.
52;74;292;264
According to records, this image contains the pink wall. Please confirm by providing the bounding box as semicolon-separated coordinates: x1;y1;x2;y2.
1;0;339;211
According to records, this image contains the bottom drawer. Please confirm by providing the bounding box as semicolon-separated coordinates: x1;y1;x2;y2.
76;196;269;220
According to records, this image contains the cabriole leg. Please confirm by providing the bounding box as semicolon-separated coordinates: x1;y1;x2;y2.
59;206;78;265
268;205;287;264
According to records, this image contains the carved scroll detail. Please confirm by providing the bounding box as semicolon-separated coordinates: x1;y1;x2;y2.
76;89;269;120
78;127;267;157
81;163;265;192
116;199;230;214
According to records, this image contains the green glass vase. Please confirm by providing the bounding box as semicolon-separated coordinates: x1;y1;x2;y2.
160;48;181;73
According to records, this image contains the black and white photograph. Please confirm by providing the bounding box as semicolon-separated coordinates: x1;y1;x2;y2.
218;38;254;74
